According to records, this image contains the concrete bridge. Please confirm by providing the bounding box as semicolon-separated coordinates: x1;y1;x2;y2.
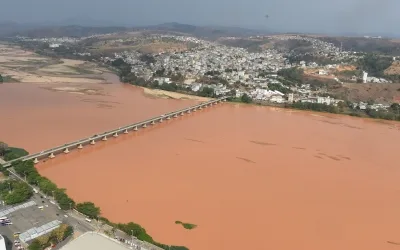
3;97;228;168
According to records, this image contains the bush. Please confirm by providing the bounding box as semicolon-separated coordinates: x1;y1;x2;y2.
76;202;100;219
241;93;252;103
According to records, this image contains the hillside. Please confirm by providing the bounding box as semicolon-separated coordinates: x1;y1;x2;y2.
142;22;264;39
9;25;129;38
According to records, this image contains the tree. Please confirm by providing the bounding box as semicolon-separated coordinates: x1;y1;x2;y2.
55;189;75;210
0;142;8;156
241;93;252;103
1;181;33;205
198;87;215;97
28;240;42;250
76;202;100;218
38;177;58;196
63;225;74;239
0;74;3;83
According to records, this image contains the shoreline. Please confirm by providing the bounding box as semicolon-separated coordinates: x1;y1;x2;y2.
140;87;210;101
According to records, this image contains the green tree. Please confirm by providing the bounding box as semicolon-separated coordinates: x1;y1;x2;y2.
198;87;215;97
241;93;252;103
28;240;42;250
1;181;33;205
55;189;75;210
63;225;74;239
38;177;58;196
0;74;3;83
76;202;100;218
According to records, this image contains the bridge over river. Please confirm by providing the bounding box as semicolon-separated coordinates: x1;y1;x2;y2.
3;97;228;168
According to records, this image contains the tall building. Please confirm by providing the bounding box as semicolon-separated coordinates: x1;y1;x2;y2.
288;93;294;103
362;71;368;83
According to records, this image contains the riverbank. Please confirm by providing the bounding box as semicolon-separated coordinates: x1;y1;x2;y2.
0;146;188;250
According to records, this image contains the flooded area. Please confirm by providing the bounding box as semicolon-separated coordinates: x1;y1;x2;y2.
1;80;400;250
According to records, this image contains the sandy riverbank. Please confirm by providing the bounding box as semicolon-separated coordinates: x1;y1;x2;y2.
141;87;210;101
0;44;109;84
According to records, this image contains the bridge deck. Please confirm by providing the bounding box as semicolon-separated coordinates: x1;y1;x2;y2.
3;97;228;167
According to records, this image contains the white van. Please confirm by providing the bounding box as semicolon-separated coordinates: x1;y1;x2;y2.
85;218;92;223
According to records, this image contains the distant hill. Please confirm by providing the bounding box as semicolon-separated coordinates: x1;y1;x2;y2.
0;22;42;37
140;22;265;39
7;25;129;38
0;21;265;39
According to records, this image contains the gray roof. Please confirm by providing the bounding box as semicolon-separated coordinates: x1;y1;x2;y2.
0;201;36;218
19;220;62;243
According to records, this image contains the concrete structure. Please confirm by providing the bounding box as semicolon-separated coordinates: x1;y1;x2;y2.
60;232;133;250
0;235;6;250
3;97;228;168
363;71;368;83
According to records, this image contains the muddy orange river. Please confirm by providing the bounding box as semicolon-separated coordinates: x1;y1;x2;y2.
1;80;400;250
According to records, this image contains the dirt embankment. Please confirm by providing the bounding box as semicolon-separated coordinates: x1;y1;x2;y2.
385;61;400;75
332;83;400;104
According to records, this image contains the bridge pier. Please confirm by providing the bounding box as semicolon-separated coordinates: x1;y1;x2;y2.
78;144;83;149
167;116;171;120
187;110;191;114
113;132;118;137
90;140;95;145
124;129;128;134
102;136;107;141
159;118;163;123
193;108;197;112
199;106;203;110
173;114;178;118
49;153;55;159
143;124;147;128
63;148;69;154
33;158;39;164
134;126;138;131
151;121;155;125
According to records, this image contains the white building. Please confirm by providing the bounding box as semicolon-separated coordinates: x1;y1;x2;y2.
0;235;6;250
270;95;285;103
362;71;368;83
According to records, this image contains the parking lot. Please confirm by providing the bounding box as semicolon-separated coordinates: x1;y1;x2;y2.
0;194;71;249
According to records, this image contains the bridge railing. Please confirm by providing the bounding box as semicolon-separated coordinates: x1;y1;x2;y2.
3;96;228;167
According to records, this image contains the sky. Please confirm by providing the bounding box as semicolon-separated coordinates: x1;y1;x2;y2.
0;0;399;35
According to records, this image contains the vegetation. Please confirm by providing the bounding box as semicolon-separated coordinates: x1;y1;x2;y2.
0;180;33;205
0;74;3;83
277;67;304;84
28;224;73;250
286;102;338;114
1;145;28;161
241;93;252;103
357;53;393;78
0;141;8;156
175;221;197;230
76;202;100;219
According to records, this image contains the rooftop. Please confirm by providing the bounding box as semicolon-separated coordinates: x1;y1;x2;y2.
60;232;130;250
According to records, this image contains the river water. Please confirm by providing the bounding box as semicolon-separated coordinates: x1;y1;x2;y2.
1;79;400;250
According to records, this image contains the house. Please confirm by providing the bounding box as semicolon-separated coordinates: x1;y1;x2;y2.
270;95;285;103
191;83;202;92
318;69;328;75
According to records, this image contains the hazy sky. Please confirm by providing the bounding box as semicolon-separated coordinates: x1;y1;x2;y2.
0;0;399;35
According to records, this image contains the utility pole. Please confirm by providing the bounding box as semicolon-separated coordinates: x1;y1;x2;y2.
131;230;134;247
